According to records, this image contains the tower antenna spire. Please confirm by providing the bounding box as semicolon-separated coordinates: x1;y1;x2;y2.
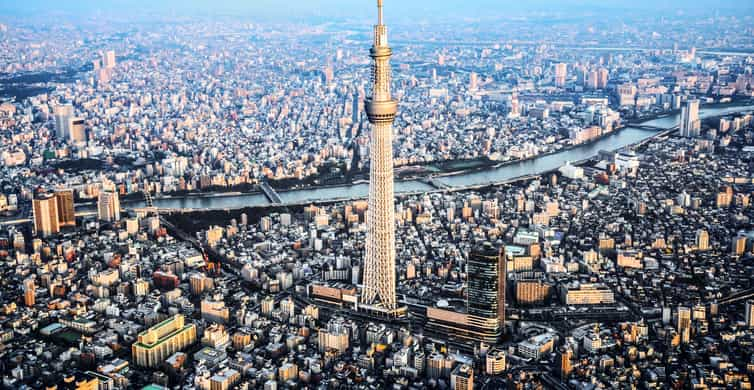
377;0;383;25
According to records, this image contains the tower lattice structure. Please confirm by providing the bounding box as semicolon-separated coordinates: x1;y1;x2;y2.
361;0;399;311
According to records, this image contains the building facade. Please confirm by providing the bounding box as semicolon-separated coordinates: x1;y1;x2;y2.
132;314;197;368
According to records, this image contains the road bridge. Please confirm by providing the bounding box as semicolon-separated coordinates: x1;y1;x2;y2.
259;182;282;204
631;124;669;131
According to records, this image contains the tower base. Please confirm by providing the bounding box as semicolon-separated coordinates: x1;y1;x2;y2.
358;303;408;320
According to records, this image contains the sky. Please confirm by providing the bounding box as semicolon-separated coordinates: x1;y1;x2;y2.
2;0;752;22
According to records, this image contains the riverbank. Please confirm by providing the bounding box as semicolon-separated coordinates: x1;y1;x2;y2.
95;103;754;213
100;99;754;210
627;99;754;125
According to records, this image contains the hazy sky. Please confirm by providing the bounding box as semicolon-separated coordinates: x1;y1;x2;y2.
2;0;752;21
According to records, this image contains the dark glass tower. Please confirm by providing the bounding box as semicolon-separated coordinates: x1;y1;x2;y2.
467;242;506;339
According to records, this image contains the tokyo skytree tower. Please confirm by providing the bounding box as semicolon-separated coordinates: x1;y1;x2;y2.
361;0;399;312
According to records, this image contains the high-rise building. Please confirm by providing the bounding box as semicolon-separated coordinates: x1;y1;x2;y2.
746;300;754;328
554;63;567;87
469;72;479;91
425;243;506;345
733;235;748;256
450;364;474;390
53;104;74;139
279;363;299;382
97;191;121;222
352;92;361;123
618;83;638;106
23;278;35;307
573;65;585;86
103;50;116;69
317;322;350;355
324;64;334;85
680;99;701;137
68;118;86;143
132;314;197;367
485;349;506;375
508;92;519;118
53;104;85;142
597;67;609;88
556;347;573;379
677;306;691;344
467;242;506;341
696;229;709;251
33;194;60;237
55;189;76;227
515;279;553;306
361;0;402;315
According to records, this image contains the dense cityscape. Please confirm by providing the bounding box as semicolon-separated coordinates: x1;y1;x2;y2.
1;0;754;389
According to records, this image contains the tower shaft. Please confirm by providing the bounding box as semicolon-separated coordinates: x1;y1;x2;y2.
361;0;398;311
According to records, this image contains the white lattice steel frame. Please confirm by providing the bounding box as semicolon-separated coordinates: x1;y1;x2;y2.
361;0;398;311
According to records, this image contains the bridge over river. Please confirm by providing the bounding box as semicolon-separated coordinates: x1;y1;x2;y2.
73;103;754;212
1;103;751;226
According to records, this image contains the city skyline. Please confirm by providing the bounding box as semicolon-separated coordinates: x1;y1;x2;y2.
3;0;754;21
1;0;754;388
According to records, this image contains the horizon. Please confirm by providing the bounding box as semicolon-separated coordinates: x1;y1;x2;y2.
2;0;754;23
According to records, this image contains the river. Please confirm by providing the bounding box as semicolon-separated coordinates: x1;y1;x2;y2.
117;104;754;210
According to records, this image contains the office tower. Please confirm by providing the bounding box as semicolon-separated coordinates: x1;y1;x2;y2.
55;189;76;227
618;83;637;106
554;63;567;87
677;306;691;344
746;300;754;329
450;364;474;390
575;65;587;86
556;347;573;379
53;103;85;142
132;314;197;368
97;191;121;222
103;50;116;69
23;278;35;307
53;104;74;139
361;0;400;313
33;193;60;237
467;242;506;342
696;229;709;251
672;94;682;110
352;92;360;123
597;67;609;88
680;99;701;137
324;64;334;85
733;235;747;256
469;72;479;91
97;67;112;84
509;92;519;118
68;118;86;142
586;69;598;89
